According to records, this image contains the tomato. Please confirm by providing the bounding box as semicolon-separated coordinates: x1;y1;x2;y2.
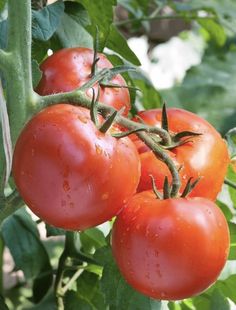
112;191;230;300
36;47;130;116
132;108;229;200
13;104;140;230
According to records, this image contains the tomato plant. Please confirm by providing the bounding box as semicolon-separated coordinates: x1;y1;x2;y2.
112;191;230;300
0;1;235;309
12;104;140;230
132;108;230;200
36;47;131;116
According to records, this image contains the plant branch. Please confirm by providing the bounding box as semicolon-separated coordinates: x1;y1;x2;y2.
37;90;180;195
224;178;236;190
115;14;216;26
37;90;172;145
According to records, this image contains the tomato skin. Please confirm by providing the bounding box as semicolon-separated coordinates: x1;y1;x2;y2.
36;47;130;116
13;104;140;230
132;108;229;200
112;191;230;300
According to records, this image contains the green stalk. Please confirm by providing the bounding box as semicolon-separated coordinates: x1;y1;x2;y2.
38;91;180;196
6;0;35;145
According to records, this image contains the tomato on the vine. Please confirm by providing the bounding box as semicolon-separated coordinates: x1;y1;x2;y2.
112;191;230;300
132;108;229;200
36;47;131;116
13;104;140;230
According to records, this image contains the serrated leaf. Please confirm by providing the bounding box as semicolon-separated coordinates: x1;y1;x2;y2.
198;19;226;46
225;128;236;158
2;208;53;286
107;25;140;66
95;246;162;310
54;1;93;49
32;1;65;41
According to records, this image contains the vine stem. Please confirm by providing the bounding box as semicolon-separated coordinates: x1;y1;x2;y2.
224;178;236;190
37;90;180;194
115;14;216;26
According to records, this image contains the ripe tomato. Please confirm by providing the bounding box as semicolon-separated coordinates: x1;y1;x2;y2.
112;191;230;300
36;47;130;116
13;104;140;230
132;108;229;200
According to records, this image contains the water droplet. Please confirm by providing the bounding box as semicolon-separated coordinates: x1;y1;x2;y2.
136;224;140;230
95;144;103;155
77;115;88;123
101;192;109;200
126;227;130;232
63;180;70;192
160;292;166;298
31;148;35;156
69;202;74;208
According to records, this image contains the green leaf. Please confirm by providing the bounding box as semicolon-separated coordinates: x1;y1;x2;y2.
0;0;6;13
75;0;116;51
228;222;236;260
215;274;236;303
107;25;140;66
197;19;226;46
226;165;236;208
54;1;93;49
32;59;42;89
161;49;236;134
64;271;106;310
45;223;65;237
210;288;230;310
95;246;162;310
80;228;106;254
0;295;9;310
225;128;236;158
32;1;65;41
131;70;162;111
216;200;233;221
2;208;53;299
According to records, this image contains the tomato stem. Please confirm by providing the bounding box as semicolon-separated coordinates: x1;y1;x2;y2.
224;178;236;190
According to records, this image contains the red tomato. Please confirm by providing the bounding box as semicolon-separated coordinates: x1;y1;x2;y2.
132;108;229;200
36;47;130;116
13;104;140;230
112;191;230;300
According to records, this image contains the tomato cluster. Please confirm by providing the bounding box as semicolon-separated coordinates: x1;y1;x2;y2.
13;48;230;301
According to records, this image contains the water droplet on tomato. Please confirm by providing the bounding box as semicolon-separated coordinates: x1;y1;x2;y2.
101;193;109;200
63;180;70;192
69;202;74;208
95;144;103;155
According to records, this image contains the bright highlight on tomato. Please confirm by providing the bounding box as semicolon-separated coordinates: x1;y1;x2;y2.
36;47;131;116
132;108;229;200
13;104;140;230
112;191;230;300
